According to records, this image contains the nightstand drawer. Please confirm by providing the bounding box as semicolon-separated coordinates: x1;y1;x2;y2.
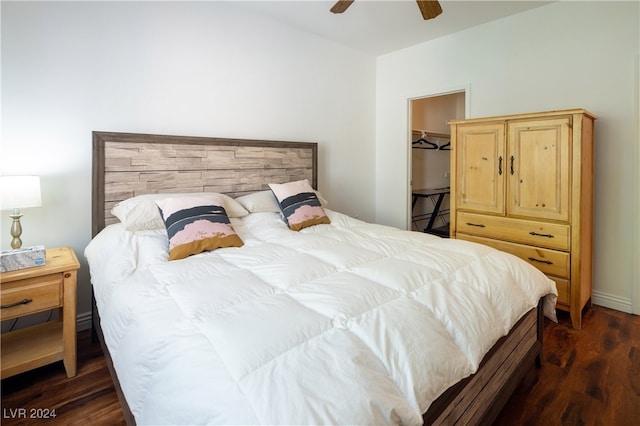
0;274;62;320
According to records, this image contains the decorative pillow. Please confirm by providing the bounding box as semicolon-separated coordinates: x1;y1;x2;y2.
111;192;249;231
235;189;329;213
155;195;244;261
268;180;330;231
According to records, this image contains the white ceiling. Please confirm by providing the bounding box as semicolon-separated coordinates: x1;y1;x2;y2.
230;1;553;55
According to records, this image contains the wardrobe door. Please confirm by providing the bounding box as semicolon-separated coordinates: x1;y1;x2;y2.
507;117;571;222
455;123;506;214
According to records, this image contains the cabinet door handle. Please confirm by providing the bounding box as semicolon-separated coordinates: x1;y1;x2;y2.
528;257;553;265
529;231;555;238
1;298;33;309
466;222;486;228
510;155;515;175
498;156;503;175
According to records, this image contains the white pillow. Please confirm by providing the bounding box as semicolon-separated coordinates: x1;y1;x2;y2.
235;189;329;213
234;190;280;213
111;192;249;231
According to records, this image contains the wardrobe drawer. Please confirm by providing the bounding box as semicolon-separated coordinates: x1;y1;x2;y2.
457;234;570;279
456;212;570;251
550;277;570;307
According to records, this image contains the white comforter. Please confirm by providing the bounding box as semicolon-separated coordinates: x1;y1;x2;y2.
85;210;557;425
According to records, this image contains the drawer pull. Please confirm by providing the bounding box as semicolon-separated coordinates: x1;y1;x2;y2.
1;298;33;309
466;222;486;228
528;257;553;265
529;231;554;238
498;156;503;175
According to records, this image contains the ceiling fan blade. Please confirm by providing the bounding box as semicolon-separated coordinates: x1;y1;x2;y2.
416;0;443;20
330;0;355;14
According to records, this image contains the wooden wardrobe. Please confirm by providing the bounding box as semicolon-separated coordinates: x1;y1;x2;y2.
449;109;596;329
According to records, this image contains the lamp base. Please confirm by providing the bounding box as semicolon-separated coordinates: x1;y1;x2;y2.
9;212;23;249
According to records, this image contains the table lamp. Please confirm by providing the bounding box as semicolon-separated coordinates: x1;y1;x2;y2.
0;176;42;249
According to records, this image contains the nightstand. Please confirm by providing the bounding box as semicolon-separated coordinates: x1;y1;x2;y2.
1;246;80;379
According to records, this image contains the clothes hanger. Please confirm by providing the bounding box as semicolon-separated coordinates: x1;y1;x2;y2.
439;140;450;150
412;132;439;150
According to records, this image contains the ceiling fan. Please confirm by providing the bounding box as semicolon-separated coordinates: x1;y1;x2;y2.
330;0;443;21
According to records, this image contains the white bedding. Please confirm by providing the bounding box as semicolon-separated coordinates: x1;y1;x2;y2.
85;209;557;425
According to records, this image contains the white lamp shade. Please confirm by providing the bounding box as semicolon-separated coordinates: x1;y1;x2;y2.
0;176;42;210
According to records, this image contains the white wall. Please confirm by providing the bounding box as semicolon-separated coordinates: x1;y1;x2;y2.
375;1;640;313
1;1;376;322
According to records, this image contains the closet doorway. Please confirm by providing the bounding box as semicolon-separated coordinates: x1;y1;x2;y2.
410;91;465;236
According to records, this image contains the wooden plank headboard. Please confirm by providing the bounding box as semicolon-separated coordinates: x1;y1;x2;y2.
92;131;317;237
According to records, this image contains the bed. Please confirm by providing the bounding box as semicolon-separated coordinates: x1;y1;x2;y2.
86;131;557;425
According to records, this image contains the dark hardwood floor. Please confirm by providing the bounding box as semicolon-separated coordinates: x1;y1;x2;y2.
1;305;639;425
1;330;126;425
494;305;640;426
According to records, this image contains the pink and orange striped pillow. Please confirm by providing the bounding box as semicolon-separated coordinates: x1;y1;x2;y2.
155;195;243;260
268;179;330;231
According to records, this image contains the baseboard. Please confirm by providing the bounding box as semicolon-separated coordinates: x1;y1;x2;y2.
77;310;93;331
592;291;633;314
